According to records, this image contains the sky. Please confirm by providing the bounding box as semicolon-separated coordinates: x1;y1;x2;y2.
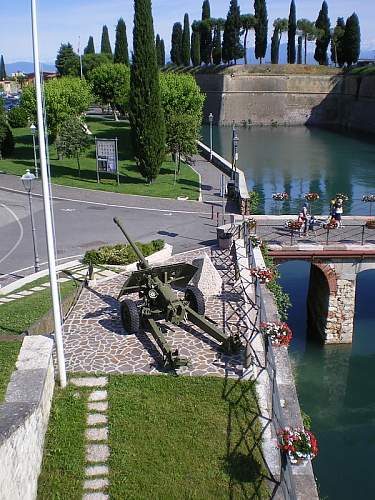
1;0;373;63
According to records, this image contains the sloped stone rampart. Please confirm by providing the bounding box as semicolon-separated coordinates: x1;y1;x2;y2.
0;336;54;500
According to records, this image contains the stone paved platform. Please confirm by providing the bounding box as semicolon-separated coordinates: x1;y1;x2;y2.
62;248;247;377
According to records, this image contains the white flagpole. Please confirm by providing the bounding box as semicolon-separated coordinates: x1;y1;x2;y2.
31;0;67;387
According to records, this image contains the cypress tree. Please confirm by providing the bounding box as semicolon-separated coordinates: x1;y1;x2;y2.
297;36;303;64
314;1;331;65
271;27;279;64
191;22;201;66
331;17;345;66
182;13;191;66
155;34;161;66
222;0;243;64
171;22;183;65
212;24;222;65
254;0;268;64
0;56;6;80
200;0;212;64
114;18;129;65
343;13;361;67
84;37;95;55
160;39;166;66
287;0;296;64
129;0;165;182
101;25;112;55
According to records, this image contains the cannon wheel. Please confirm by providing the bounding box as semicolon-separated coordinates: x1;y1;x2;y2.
185;286;205;316
120;299;140;334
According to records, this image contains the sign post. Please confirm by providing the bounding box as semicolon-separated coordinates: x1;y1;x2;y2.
95;138;119;185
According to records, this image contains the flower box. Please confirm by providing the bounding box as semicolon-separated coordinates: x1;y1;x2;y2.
251;267;273;284
362;194;375;203
272;192;289;201
260;321;293;347
365;220;375;229
286;220;303;230
335;193;349;203
246;218;257;230
249;235;262;247
304;192;319;202
278;427;318;464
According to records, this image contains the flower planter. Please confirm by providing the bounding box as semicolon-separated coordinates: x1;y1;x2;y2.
278;427;318;465
218;233;232;250
365;221;375;229
260;321;293;347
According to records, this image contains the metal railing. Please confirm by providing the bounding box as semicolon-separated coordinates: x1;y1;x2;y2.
232;220;298;499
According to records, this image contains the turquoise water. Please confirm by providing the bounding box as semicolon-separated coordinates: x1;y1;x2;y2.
201;125;375;215
278;262;375;500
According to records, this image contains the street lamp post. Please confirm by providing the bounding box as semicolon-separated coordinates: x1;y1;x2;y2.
21;169;40;273
231;126;239;180
30;123;38;178
209;112;213;161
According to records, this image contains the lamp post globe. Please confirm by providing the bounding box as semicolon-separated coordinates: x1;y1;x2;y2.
21;169;40;273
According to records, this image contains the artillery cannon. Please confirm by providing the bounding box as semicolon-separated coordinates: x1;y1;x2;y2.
113;217;241;368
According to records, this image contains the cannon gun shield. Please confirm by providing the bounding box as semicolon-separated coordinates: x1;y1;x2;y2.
118;262;198;299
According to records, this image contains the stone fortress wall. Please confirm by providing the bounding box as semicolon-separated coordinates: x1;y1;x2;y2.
196;73;375;134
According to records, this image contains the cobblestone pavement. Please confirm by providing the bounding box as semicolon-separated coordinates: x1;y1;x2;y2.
62;247;248;377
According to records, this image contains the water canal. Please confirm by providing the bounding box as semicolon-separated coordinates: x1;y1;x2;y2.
201;125;375;215
201;125;375;499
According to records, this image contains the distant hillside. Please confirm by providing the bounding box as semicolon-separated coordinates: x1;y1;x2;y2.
5;61;56;74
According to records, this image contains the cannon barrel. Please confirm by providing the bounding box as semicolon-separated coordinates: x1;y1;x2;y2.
113;217;150;269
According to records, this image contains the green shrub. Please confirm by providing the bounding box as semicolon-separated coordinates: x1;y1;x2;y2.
82;240;164;265
0;117;15;158
8;107;28;128
248;191;260;214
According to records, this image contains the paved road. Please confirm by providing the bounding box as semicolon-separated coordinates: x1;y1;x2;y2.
0;168;234;287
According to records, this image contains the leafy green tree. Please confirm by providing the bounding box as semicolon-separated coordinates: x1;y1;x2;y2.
314;1;331;65
297;19;317;64
171;22;183;65
343;13;360;66
0;102;14;159
271;18;288;64
241;14;257;65
254;0;268;63
155;34;162;66
200;0;212;64
297;35;303;64
20;77;93;139
7;107;28;128
182;13;191;66
191;21;201;66
101;25;112;55
84;37;95;55
129;0;166;183
82;53;113;78
56;117;91;176
0;56;6;80
287;0;296;64
212;22;223;65
222;0;243;64
331;17;345;66
90;64;130;119
55;43;80;76
159;73;205;172
114;18;129;65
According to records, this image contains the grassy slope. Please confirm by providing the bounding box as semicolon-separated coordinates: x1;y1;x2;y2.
37;386;87;500
0;279;77;336
0;118;200;200
108;375;268;500
0;341;22;401
349;65;375;76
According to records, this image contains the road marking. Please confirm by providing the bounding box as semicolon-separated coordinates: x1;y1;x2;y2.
0;203;24;266
1;253;84;279
0;186;212;215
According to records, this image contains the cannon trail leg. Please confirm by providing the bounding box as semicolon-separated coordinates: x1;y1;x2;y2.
144;317;189;368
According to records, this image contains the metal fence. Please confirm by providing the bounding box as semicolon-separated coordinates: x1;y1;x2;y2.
231;220;298;499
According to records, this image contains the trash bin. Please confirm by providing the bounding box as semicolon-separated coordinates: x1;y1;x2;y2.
218;232;232;250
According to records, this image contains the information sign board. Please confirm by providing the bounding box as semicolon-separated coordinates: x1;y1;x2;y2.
95;138;119;184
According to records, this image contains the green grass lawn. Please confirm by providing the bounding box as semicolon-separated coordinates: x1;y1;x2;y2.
0;341;22;401
37;385;87;500
108;375;269;499
0;118;200;200
0;278;78;336
349;65;375;76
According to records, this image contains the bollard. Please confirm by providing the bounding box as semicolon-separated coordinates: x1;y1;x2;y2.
211;204;214;220
216;212;219;226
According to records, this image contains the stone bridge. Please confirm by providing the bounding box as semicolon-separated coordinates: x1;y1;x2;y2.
252;216;375;344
